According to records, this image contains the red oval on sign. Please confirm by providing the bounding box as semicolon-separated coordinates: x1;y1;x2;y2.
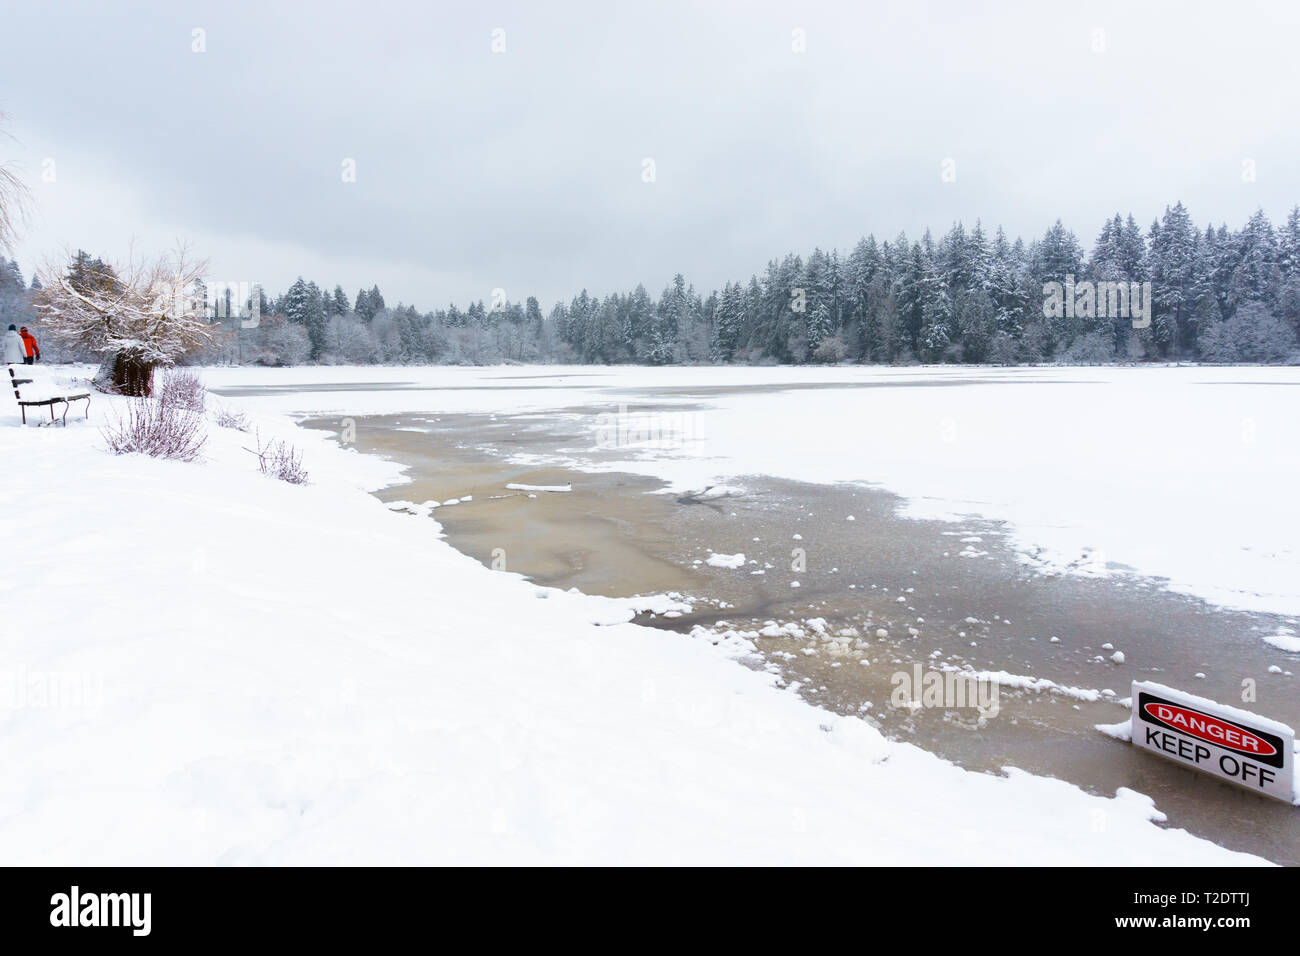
1143;702;1277;757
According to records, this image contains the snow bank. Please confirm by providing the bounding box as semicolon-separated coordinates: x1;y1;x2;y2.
1;368;1266;864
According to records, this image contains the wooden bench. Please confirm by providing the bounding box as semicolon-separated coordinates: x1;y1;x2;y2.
8;367;91;426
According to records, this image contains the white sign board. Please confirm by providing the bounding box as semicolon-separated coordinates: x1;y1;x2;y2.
1131;681;1294;803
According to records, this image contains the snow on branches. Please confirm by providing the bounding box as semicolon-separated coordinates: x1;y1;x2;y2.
34;243;213;395
0;112;33;255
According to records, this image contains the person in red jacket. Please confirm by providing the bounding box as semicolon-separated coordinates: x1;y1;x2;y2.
18;327;39;365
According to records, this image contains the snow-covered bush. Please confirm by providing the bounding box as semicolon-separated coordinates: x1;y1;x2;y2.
212;404;250;431
811;335;846;364
325;315;377;364
1198;304;1297;364
156;368;206;412
101;396;207;462
247;429;308;484
1060;331;1116;365
250;316;311;366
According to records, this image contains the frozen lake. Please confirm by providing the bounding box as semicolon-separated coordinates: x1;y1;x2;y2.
209;364;1300;861
211;363;1300;618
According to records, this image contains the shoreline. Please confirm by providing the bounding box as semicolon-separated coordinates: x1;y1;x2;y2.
0;363;1273;864
305;402;1300;863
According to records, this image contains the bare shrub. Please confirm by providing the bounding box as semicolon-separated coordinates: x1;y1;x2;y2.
102;397;207;462
156;368;207;411
246;429;308;484
212;404;250;431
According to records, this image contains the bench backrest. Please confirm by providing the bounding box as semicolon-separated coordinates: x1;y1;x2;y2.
8;366;37;403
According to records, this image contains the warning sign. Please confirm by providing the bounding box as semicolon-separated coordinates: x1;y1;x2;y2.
1131;681;1294;803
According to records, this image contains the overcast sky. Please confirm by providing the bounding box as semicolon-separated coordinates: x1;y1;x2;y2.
3;0;1298;309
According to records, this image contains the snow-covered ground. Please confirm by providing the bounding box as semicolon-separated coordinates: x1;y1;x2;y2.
0;363;1271;864
202;363;1300;619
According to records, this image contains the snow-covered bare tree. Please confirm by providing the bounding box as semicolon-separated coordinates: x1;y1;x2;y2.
34;244;212;396
0;113;33;255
